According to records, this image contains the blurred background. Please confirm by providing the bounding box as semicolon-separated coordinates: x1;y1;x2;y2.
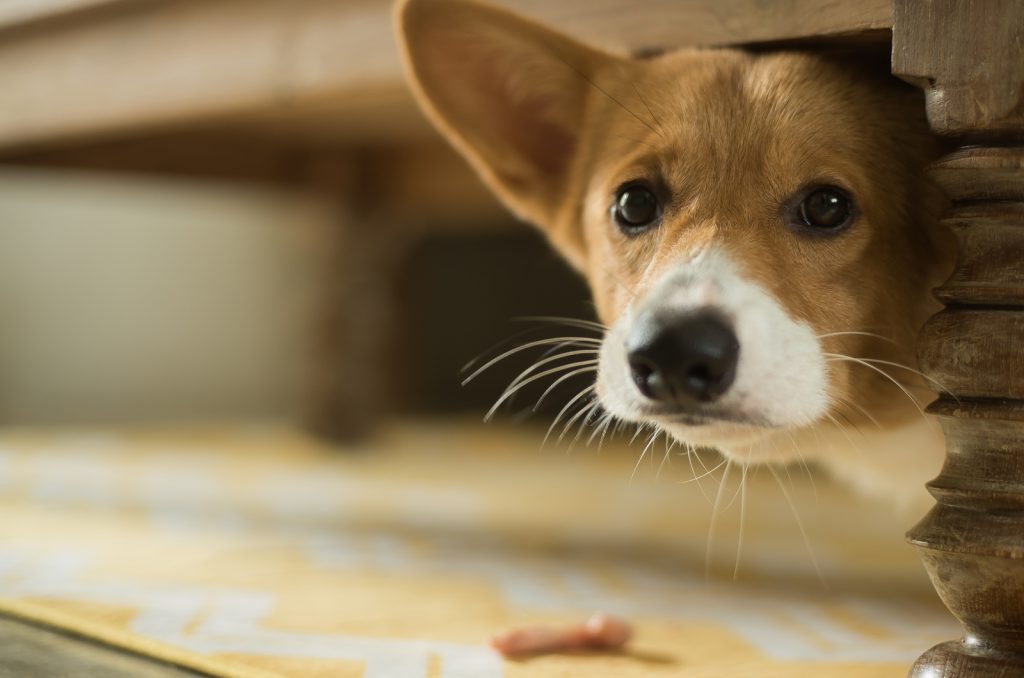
0;0;603;436
0;163;593;432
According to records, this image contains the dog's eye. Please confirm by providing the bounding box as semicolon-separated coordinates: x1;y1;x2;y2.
613;183;661;234
798;186;853;231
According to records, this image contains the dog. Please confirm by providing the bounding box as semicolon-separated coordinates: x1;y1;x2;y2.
397;0;953;514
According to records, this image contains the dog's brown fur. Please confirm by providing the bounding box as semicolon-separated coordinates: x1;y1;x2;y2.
398;0;954;501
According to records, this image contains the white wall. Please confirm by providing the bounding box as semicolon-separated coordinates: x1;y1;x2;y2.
0;167;334;425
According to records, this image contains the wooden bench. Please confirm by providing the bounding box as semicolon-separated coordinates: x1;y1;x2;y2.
1;1;1020;674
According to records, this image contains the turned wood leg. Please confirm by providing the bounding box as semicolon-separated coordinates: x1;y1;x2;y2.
892;1;1024;675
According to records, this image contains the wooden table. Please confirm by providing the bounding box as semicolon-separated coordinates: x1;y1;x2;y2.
1;1;1021;675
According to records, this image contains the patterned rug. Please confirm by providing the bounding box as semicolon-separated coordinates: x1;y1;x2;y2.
0;422;955;677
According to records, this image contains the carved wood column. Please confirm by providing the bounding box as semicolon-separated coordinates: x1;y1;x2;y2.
892;1;1024;676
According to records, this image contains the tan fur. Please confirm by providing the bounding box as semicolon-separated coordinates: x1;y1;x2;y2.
398;0;954;505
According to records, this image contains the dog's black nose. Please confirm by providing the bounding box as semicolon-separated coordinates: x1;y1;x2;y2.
627;312;739;405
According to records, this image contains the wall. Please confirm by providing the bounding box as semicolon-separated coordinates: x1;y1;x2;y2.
0;167;330;425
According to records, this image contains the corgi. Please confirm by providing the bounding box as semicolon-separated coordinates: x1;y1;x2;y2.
396;0;954;511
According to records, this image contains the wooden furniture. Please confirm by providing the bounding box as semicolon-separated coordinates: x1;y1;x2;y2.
893;2;1024;675
1;1;1020;674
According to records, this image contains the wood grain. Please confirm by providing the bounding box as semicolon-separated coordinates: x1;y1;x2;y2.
893;1;1024;675
931;149;1024;202
932;205;1024;307
920;311;1024;397
893;0;1024;138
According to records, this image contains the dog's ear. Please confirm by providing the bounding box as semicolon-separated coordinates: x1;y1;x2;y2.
397;0;608;269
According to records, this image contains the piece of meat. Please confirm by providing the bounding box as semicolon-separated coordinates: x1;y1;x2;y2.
489;614;633;657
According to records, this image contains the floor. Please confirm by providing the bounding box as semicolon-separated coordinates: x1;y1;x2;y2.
0;615;207;678
0;421;956;677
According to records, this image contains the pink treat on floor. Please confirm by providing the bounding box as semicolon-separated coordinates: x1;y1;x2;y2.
490;614;633;657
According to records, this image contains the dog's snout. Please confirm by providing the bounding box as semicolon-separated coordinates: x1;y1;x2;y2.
627;312;739;405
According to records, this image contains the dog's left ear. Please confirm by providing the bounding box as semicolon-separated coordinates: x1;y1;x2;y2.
397;0;609;270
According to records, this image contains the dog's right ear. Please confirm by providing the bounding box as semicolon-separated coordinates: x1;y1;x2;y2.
397;0;609;270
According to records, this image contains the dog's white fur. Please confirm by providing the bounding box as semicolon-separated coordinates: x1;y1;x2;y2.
598;248;829;449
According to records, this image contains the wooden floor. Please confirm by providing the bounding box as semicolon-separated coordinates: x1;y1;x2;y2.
0;424;956;678
0;615;206;678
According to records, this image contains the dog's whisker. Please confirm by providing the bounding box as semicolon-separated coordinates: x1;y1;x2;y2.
543;384;596;449
585;410;608;446
492;359;597;406
831;395;883;429
768;429;801;495
829;408;862;433
821;410;863;453
486;360;598;420
824;353;929;418
734;462;749;580
705;459;733;581
765;435;796;491
852;356;956;400
722;460;747;512
596;415;617;451
585;411;609;447
558;396;600;446
782;429;818;501
568;401;604;450
504;349;601;393
640;428;660;462
680;443;703;499
781;459;798;495
627;423;648;447
656;433;673;479
587;410;616;448
533;365;599;412
768;465;826;587
686;443;717;504
567;401;600;447
630;428;662;480
463;336;601;383
688;446;712;503
533;339;596;364
678;455;726;488
461;325;574;373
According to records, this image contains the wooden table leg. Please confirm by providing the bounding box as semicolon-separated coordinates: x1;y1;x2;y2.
303;155;412;441
307;211;410;440
892;1;1024;675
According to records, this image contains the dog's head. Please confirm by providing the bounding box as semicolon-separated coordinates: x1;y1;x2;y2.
398;0;951;465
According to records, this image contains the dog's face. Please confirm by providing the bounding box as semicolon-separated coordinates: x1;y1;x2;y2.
399;0;950;466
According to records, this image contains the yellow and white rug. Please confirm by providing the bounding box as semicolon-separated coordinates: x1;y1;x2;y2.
0;422;955;677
